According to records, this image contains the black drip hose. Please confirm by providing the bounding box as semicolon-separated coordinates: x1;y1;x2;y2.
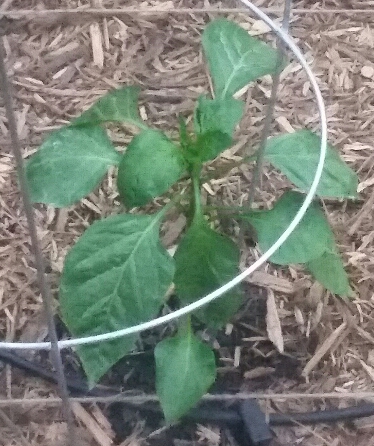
271;404;374;425
0;349;117;397
186;403;374;426
0;349;373;426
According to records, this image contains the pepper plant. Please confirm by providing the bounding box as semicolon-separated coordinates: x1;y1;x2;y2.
25;19;357;421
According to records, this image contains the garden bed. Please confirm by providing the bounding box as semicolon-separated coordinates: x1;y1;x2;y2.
0;1;374;445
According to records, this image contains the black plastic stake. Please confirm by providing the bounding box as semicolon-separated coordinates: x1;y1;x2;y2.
239;400;273;446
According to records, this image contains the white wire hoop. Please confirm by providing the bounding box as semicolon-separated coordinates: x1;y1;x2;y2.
1;1;327;350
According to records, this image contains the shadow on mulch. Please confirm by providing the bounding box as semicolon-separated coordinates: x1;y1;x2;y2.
15;283;306;445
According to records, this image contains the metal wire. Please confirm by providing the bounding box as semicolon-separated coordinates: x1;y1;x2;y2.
0;7;370;16
0;37;76;445
0;391;372;408
0;1;328;351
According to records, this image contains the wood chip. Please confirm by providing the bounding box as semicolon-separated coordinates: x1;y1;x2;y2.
354;414;374;430
234;346;241;367
244;270;295;294
244;366;275;379
302;322;348;378
90;22;104;68
306;282;324;308
361;65;374;78
55;208;70;232
250;19;271;35
196;425;220;446
90;405;115;440
162;214;186;247
367;350;374;367
71;402;113;446
266;289;284;353
360;360;374;382
48;41;80;58
276;116;295;133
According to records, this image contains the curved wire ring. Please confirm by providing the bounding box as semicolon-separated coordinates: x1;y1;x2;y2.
0;1;327;350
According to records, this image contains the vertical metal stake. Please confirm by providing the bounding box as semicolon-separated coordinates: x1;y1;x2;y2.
0;37;76;446
246;0;293;208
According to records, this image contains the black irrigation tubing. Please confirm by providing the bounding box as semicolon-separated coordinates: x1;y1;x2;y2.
1;349;374;428
0;350;119;397
186;404;374;426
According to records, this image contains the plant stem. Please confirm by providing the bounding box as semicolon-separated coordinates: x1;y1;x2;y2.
192;164;203;221
178;315;192;336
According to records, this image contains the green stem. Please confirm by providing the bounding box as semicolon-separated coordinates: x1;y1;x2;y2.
178;315;192;336
192;164;203;222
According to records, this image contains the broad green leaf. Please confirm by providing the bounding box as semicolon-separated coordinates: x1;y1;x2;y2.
194;96;244;137
59;212;175;383
76;336;137;388
241;191;335;265
26;126;121;207
174;219;242;328
155;331;216;421
72;86;147;129
117;130;186;207
188;131;233;163
307;250;353;298
202;19;280;98
264;130;358;199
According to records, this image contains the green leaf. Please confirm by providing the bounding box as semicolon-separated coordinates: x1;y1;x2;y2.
72;86;147;129
202;18;280;98
117;130;186;207
76;336;137;388
241;191;335;265
59;211;175;383
26;126;121;207
174;218;242;328
194;96;244;137
155;331;216;421
307;250;353;298
188;131;233;163
264;130;358;199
